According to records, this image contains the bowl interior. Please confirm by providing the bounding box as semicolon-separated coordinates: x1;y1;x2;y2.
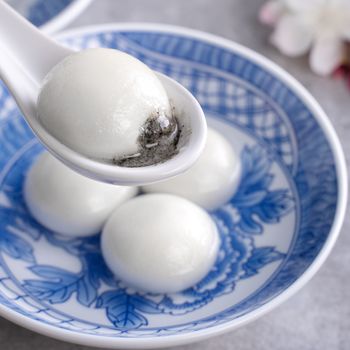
0;26;343;346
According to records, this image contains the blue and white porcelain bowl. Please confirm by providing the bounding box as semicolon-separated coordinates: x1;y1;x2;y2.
6;0;91;33
0;24;347;348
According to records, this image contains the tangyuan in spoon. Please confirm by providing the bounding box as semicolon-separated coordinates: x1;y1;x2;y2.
0;2;206;185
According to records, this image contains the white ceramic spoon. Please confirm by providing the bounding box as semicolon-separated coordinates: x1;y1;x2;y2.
0;1;207;185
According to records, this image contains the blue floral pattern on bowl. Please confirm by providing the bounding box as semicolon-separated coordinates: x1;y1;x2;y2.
7;0;74;27
0;26;340;342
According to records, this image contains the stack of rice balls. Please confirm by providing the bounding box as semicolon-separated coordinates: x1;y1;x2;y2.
25;128;241;294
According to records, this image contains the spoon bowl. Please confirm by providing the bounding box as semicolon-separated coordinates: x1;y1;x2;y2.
31;72;207;185
0;1;206;185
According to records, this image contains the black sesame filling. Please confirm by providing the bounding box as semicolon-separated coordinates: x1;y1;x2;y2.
113;111;181;167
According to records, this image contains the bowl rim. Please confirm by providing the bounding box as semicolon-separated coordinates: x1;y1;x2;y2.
0;23;347;349
39;0;92;34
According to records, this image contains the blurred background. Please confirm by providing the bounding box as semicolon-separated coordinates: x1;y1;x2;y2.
1;1;350;349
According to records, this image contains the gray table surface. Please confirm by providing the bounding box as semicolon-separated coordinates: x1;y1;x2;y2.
1;0;350;349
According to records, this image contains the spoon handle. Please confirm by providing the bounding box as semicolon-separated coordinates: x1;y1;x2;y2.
0;1;71;84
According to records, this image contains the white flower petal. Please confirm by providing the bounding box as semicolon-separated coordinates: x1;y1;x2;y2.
284;0;325;13
259;1;284;26
309;37;345;75
271;15;313;56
